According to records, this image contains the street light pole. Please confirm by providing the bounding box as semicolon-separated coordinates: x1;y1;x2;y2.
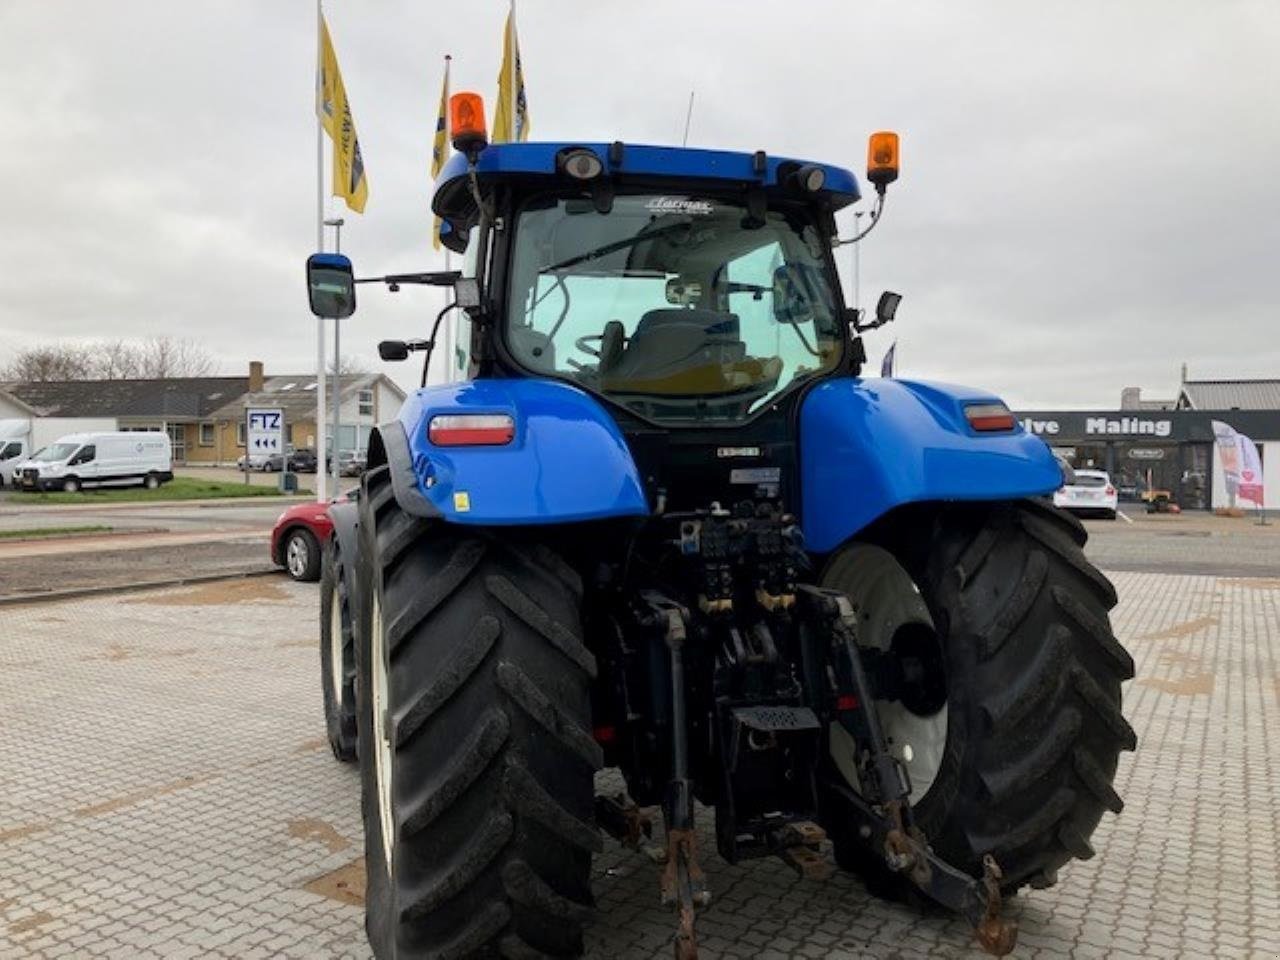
324;217;345;496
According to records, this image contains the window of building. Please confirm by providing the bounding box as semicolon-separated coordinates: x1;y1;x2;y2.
236;422;246;446
358;388;374;417
199;423;215;446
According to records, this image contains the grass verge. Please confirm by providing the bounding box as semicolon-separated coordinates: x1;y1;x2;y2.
13;477;312;504
0;525;114;540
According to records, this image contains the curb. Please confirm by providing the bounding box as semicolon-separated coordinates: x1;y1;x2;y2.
0;526;167;545
0;567;284;608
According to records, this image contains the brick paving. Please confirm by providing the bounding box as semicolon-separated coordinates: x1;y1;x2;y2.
1;571;1277;958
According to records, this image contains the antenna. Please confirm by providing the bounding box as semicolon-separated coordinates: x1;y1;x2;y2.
682;90;695;147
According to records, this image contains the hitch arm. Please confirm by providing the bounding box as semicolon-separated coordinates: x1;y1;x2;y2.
797;585;1017;957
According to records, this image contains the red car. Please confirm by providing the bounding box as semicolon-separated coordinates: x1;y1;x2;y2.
271;498;339;581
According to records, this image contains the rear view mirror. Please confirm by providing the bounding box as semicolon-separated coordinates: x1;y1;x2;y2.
772;264;815;324
306;253;356;319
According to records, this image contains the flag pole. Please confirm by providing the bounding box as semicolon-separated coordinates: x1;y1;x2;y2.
315;0;328;501
508;0;517;141
442;54;453;383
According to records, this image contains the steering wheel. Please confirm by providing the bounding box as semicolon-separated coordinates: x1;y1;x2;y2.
575;333;604;358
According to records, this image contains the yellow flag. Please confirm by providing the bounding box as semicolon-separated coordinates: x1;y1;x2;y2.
492;8;530;143
431;56;451;250
317;16;368;214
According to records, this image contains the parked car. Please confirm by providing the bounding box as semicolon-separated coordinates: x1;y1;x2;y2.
15;432;172;493
271;499;338;581
289;448;319;472
1053;468;1118;519
337;450;366;477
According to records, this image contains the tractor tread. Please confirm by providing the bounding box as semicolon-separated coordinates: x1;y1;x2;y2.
1020;495;1088;547
496;661;604;771
501;762;604;854
1071;665;1138;750
401;812;514;921
953;524;999;589
386;539;487;655
486;575;598;678
1057;820;1097;860
980;624;1071;731
832;499;1132;897
1072;746;1125;813
967;787;1076;857
434;902;513;960
499;933;561;960
395;616;501;747
979;548;1047;659
1053;586;1136;679
400;710;509;838
1020;511;1118;607
357;485;595;959
501;860;594;921
981;708;1081;803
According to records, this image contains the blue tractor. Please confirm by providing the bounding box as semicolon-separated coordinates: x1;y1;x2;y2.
308;98;1134;960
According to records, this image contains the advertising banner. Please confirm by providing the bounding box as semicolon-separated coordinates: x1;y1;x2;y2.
1211;420;1265;507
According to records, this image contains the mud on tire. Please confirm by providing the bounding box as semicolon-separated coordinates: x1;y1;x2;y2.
825;499;1136;894
356;465;601;960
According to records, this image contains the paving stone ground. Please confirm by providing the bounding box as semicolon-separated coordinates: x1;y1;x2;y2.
1;570;1277;959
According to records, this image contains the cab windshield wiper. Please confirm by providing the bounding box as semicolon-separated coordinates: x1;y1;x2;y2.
544;220;691;273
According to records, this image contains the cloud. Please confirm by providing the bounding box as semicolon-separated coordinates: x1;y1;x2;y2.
0;0;1276;406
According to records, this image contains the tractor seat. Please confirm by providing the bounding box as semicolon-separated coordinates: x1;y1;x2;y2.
604;309;746;384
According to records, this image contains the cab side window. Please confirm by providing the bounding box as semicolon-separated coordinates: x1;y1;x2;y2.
70;445;95;465
0;442;20;461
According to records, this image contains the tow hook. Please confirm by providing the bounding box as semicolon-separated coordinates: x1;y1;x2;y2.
973;855;1018;957
660;827;710;960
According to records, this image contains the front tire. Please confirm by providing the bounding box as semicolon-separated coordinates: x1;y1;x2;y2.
823;500;1136;894
62;477;81;493
320;536;358;762
284;528;321;582
357;465;601;960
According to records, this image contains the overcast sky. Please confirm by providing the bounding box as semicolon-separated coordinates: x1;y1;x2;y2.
1;0;1276;408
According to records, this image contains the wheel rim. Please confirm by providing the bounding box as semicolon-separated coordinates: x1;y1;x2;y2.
370;591;395;870
329;586;344;706
286;535;308;577
824;546;948;807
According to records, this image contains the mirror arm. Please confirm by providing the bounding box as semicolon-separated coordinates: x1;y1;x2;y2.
355;270;461;290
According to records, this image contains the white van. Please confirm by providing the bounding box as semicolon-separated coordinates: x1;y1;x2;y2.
15;432;173;493
0;420;29;488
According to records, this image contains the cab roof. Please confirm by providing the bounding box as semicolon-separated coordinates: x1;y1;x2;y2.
432;142;860;222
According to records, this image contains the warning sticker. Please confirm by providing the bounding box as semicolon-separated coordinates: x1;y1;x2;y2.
453;491;471;512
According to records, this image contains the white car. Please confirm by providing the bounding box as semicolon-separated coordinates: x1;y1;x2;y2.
1054;468;1118;519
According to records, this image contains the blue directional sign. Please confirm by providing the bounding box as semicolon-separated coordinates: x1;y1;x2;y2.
246;408;284;455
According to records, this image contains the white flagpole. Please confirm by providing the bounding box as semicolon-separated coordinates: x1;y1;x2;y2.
442;55;454;383
315;0;328;501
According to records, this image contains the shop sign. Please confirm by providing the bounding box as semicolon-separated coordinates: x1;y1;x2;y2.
1128;448;1166;460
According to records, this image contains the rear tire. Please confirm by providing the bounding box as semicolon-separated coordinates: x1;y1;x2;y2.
822;499;1136;895
144;473;161;490
320;536;358;762
357;464;600;960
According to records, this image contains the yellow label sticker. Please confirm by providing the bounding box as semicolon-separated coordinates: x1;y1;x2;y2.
453;491;471;512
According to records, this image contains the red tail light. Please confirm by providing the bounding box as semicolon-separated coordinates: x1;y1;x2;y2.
1106;486;1116;496
428;414;515;446
964;402;1016;432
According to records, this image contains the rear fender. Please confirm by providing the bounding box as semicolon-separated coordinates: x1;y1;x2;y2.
327;499;359;560
367;378;649;526
800;377;1063;552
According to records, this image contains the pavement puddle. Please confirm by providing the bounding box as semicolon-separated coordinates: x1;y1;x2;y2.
126;578;290;606
288;817;350;853
303;858;366;906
